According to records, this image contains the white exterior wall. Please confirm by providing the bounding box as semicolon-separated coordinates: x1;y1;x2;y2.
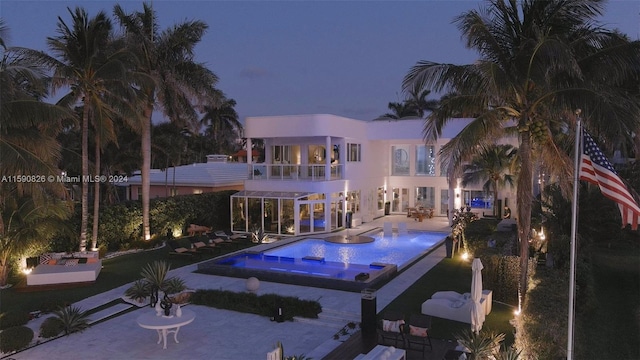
239;114;518;234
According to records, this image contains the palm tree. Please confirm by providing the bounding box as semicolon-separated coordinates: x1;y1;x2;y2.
0;31;73;285
403;0;640;297
114;2;221;240
462;144;518;216
376;101;420;120
201;97;243;154
47;7;133;251
405;81;439;118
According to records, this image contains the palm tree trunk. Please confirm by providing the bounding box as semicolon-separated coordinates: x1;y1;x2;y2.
517;130;534;298
91;137;101;251
141;104;152;241
0;252;10;287
448;173;456;226
79;105;90;252
493;182;499;217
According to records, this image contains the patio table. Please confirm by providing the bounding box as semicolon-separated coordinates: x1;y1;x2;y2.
136;308;195;349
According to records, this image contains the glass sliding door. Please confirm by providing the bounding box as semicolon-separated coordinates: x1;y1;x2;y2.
415;186;435;208
392;187;409;213
440;189;449;216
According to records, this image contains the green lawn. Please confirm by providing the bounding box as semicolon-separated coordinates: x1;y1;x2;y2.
0;241;254;316
380;257;517;346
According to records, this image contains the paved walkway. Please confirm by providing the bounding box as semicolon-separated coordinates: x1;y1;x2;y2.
9;215;451;360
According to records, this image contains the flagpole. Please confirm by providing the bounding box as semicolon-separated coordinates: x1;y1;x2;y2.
567;110;581;360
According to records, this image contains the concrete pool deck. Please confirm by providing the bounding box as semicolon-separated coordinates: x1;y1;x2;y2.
10;215;452;360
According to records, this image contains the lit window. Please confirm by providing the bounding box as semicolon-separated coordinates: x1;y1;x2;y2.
416;145;436;176
392;145;410;175
347;143;361;162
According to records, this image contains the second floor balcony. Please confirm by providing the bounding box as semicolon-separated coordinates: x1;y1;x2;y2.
249;163;343;181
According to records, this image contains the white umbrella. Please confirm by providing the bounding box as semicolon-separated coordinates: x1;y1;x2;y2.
471;257;486;333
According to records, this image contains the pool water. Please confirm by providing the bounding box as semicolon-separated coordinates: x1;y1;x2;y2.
198;231;446;292
264;231;446;269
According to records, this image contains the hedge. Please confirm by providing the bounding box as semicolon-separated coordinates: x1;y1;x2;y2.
51;190;237;252
191;289;322;321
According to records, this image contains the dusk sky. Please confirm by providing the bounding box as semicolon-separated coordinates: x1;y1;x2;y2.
2;0;639;123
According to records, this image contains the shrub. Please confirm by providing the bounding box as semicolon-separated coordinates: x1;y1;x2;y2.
0;310;30;330
124;279;150;302
53;306;90;335
39;317;64;338
49;190;236;252
0;325;34;353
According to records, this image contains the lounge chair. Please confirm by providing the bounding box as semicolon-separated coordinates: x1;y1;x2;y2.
378;311;405;348
167;240;201;258
190;240;218;254
215;230;246;241
405;313;433;357
213;230;230;240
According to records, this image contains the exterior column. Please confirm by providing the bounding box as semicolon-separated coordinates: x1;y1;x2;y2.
325;136;331;180
246;138;253;179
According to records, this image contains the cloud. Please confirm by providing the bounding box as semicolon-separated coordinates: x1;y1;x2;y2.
239;67;269;79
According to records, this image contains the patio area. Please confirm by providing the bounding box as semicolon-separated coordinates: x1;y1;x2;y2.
9;215;465;360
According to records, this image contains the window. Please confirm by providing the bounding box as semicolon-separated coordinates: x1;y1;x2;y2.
272;145;291;163
415;187;435;208
463;190;493;209
377;187;385;210
416;145;436;176
391;146;410;175
347;143;361;162
193;189;203;194
347;190;360;214
440;189;449;215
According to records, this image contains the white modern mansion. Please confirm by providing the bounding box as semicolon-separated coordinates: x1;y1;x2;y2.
231;114;517;236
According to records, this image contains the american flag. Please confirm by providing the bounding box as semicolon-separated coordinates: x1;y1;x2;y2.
579;130;640;230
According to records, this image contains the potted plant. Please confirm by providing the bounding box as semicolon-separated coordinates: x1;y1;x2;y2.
123;261;188;307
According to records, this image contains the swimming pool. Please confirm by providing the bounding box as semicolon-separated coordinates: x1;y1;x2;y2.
197;230;446;292
264;231;445;270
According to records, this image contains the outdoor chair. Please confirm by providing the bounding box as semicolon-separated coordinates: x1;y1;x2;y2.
405;313;433;357
207;232;234;246
167;240;201;258
378;311;405;348
190;240;218;254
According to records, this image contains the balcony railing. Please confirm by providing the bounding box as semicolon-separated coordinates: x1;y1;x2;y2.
250;164;343;181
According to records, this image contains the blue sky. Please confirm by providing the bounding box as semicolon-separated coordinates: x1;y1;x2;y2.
2;0;639;122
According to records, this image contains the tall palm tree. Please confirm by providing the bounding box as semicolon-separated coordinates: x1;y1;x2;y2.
403;0;640;297
462;144;518;216
47;7;133;251
200;97;242;154
114;2;221;240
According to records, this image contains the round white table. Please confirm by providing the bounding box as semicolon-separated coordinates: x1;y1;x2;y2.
137;308;195;349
